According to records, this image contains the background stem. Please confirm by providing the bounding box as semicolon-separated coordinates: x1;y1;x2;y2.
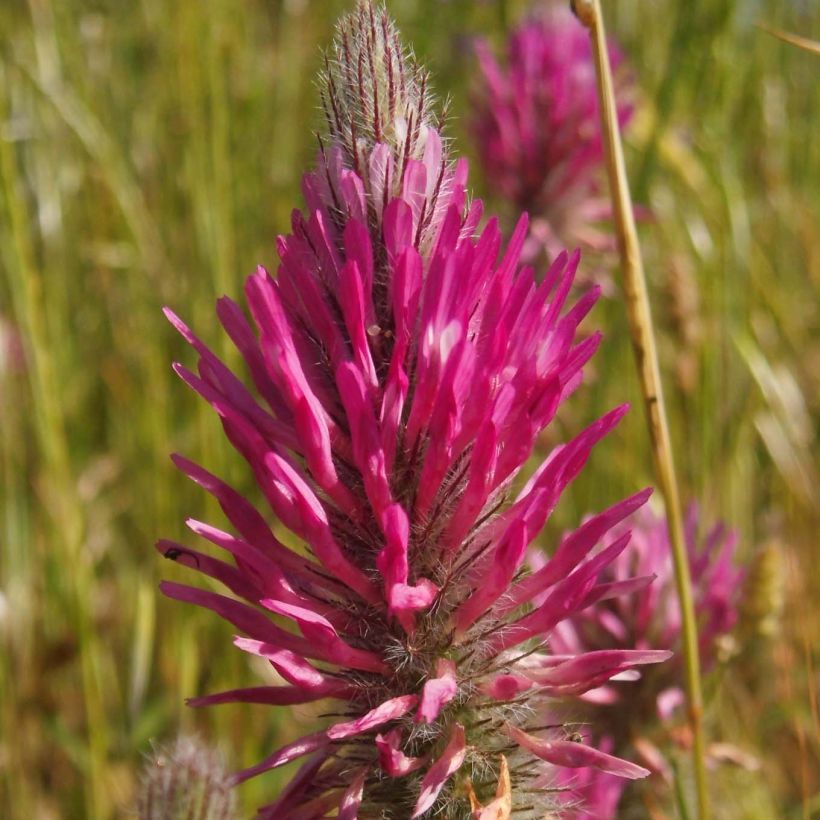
573;1;710;817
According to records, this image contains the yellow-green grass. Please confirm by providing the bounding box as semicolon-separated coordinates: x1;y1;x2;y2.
0;0;817;817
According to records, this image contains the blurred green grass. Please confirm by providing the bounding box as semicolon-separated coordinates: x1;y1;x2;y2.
0;0;817;817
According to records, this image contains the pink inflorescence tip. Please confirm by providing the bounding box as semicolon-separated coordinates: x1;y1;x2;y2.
159;3;666;816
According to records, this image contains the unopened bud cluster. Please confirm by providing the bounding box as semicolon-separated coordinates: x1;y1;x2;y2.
137;736;236;820
320;2;440;181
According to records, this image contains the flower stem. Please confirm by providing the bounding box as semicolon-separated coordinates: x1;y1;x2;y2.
572;1;710;817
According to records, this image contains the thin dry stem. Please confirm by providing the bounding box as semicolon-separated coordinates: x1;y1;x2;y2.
572;1;710;817
756;23;820;56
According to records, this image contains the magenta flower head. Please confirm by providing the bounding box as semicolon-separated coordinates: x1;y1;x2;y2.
160;3;668;816
551;504;742;703
471;5;634;271
548;504;743;812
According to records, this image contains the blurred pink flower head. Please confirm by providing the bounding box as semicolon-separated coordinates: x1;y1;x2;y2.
471;5;634;272
160;3;666;816
552;504;742;693
546;504;743;814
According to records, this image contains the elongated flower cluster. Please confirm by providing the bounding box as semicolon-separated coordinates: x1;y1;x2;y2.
548;505;742;814
471;5;633;272
160;4;668;817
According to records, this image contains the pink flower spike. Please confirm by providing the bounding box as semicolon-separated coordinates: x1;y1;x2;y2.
159;5;667;815
416;659;458;724
412;723;468;818
505;724;650;780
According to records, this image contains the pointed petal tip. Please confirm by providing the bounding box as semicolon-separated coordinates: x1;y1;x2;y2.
158;579;176;597
170;452;200;477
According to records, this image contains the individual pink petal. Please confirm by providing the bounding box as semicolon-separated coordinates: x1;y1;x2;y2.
401;158;428;233
453;520;528;634
256;750;331;819
368;143;393;223
580;686;620;705
389;580;439;633
382;198;414;261
520;649;672;696
377;504;438;630
339;256;378;389
186;685;335;707
505;724;650;779
479;674;534;701
260;600;387;674
233;637;355;694
412;723;468;818
262;453;378;604
505;488;652;611
377;502;409;589
656;686;685;720
337;361;394;520
375;729;427;776
339;170;367;224
232;730;329;784
326;694;419;740
159;582;314;657
416;659;458;723
579;573;657;608
338;767;367;820
156;539;260;602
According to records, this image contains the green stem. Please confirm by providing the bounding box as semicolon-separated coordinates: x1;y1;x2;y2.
573;2;710;817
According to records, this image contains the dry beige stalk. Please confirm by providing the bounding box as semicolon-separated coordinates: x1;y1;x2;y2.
572;1;710;817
